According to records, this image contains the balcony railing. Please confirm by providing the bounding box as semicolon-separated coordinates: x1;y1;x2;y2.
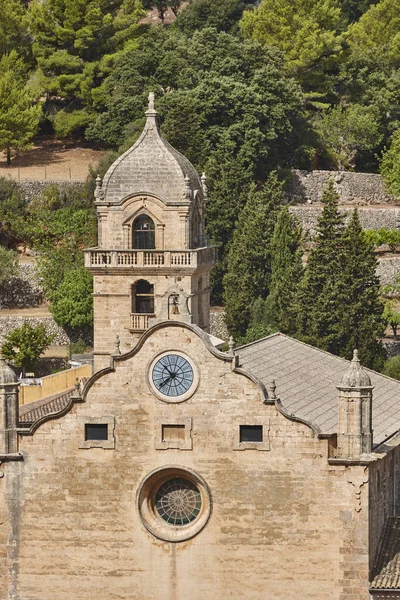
130;313;154;332
84;247;217;270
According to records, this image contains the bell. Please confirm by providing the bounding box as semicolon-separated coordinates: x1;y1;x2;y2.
171;295;180;315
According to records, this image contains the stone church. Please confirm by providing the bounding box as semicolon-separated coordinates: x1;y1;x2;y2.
1;95;400;599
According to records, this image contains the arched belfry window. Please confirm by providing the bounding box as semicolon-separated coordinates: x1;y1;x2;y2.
133;215;155;249
132;280;154;314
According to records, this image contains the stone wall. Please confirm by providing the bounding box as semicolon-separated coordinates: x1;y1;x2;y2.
286;170;395;205
0;316;69;345
13;179;85;203
0;264;43;308
209;307;228;341
290;206;400;236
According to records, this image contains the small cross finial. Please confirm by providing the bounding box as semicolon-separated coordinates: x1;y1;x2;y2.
148;92;155;111
268;379;277;400
228;335;234;356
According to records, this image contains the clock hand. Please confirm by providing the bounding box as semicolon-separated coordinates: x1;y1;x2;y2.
159;376;171;389
164;367;175;377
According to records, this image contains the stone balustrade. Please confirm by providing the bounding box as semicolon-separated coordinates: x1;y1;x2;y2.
84;247;217;271
130;313;154;332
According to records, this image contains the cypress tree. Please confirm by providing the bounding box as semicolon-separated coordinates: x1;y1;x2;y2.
295;179;345;349
263;207;303;333
223;172;283;339
296;181;386;369
334;209;386;369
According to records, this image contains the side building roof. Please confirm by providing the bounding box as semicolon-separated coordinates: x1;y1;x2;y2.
236;333;400;446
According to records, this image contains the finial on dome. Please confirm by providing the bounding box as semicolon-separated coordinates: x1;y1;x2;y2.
145;91;157;118
184;174;191;199
340;349;372;388
148;92;155;111
94;174;104;202
201;172;208;198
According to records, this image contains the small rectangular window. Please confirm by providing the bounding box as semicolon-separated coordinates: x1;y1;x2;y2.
85;424;108;441
162;424;185;443
240;425;263;443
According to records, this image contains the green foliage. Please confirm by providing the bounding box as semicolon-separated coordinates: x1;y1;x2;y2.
240;0;343;86
28;0;146;112
70;338;87;355
383;301;400;338
23;184;97;250
176;0;255;34
262;207;304;333
383;355;400;380
0;178;27;245
0;0;31;60
2;323;54;374
380;130;400;197
339;0;379;24
363;228;400;253
36;246;84;301
334;209;386;369
312;104;383;170
347;0;400;63
296;183;385;369
50;267;93;330
223;173;284;339
52;109;95;138
0;247;18;283
0;51;42;165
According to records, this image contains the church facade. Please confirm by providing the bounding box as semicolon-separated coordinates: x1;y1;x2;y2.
1;96;400;599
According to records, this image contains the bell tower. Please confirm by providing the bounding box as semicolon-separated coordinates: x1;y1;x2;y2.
85;93;217;371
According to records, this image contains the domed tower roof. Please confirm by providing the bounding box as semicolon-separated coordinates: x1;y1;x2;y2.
340;350;372;388
100;93;204;206
0;351;17;385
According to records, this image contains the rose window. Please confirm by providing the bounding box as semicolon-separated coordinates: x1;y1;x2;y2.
155;477;202;526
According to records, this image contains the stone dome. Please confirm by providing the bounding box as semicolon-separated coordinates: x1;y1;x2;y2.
100;93;204;206
340;350;371;388
0;352;17;385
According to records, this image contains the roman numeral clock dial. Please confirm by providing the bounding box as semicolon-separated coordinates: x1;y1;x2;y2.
149;352;198;402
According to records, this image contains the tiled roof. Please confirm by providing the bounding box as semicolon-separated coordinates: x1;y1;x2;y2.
371;518;400;589
236;333;400;446
19;388;75;424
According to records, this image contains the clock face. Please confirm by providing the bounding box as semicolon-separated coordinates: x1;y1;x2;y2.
151;353;195;399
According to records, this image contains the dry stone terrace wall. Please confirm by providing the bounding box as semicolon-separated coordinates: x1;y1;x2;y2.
8;179;85;203
285;170;395;205
290;206;400;236
0;316;69;345
0;264;43;308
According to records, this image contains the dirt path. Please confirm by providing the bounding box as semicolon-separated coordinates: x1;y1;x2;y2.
0;137;106;182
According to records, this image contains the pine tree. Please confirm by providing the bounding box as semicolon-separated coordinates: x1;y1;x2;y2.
223;172;283;339
0;52;42;166
263;207;303;333
334;209;386;369
295;179;345;349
